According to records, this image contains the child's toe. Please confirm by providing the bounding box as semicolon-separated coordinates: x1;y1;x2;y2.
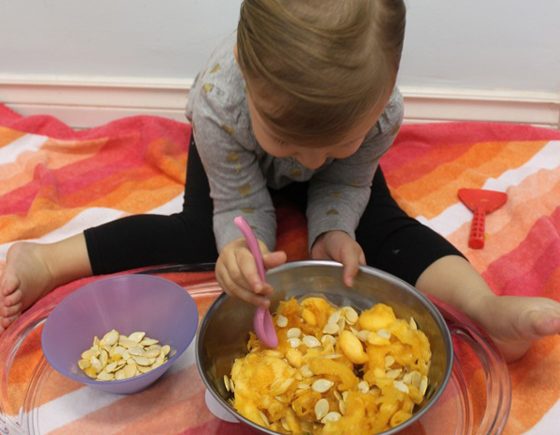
2;302;22;317
2;314;19;328
1;274;20;296
3;289;22;307
533;314;560;336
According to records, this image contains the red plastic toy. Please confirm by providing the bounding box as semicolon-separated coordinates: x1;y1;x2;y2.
458;188;508;249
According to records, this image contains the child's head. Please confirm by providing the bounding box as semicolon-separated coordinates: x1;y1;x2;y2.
236;0;406;168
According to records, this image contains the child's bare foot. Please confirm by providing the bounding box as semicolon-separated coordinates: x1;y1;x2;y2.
474;295;560;362
0;242;57;333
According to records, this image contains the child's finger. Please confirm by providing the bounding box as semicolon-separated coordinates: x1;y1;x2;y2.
340;247;360;287
263;250;287;269
237;249;273;296
359;251;366;265
217;269;270;307
220;248;251;289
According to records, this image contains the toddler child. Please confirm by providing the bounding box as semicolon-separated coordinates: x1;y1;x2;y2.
1;0;559;361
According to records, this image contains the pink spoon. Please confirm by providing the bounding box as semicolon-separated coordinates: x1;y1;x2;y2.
234;216;278;348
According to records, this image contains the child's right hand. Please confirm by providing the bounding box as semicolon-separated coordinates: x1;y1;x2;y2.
216;237;287;307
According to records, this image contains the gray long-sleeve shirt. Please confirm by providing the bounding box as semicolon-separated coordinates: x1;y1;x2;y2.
186;34;403;252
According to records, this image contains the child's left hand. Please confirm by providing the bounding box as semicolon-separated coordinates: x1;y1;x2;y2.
311;230;366;287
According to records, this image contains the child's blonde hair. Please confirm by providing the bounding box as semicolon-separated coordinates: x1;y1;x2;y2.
237;0;406;145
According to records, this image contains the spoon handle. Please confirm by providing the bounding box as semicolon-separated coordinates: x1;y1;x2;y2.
233;216;266;281
233;216;278;349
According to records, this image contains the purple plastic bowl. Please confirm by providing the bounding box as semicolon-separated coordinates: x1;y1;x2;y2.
41;274;198;394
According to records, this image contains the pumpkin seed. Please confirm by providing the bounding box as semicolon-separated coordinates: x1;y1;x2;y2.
322;322;339;335
394;380;409;393
100;329;119;347
128;331;146;343
420;376;429;395
342;306;358;325
321;411;342;423
312;379;334;393
140;337;159;346
288;338;302;348
314;398;329;420
275;315;288;328
358;380;369;393
287;327;302;339
302;335;321;348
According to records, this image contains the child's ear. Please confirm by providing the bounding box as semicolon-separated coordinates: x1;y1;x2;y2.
233;44;239;62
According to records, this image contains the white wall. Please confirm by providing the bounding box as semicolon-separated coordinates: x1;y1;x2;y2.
1;0;559;127
1;0;558;92
0;0;241;80
400;0;560;94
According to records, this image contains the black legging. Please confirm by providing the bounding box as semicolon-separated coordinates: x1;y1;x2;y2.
84;134;463;285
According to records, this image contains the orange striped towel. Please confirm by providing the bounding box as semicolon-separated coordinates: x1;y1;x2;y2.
0;103;559;434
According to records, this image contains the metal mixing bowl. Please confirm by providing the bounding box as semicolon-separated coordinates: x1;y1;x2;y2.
196;260;453;434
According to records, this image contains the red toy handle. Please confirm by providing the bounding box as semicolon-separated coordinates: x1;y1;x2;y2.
469;207;485;249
